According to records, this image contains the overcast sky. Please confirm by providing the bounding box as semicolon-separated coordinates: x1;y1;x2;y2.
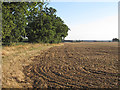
48;1;118;40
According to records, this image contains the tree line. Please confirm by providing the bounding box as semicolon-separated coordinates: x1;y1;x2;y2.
2;2;69;45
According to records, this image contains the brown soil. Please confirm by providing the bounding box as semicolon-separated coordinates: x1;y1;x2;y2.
2;43;63;88
2;42;119;88
23;42;118;88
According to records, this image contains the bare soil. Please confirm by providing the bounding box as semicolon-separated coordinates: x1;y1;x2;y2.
2;42;119;88
2;43;63;88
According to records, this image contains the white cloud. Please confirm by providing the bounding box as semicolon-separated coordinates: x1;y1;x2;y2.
65;15;118;40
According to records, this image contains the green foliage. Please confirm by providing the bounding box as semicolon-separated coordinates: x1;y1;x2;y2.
26;3;69;43
2;2;69;45
2;2;28;45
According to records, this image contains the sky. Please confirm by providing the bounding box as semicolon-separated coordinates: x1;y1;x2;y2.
48;1;118;40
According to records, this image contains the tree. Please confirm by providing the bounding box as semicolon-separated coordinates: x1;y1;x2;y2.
2;2;29;45
2;2;69;45
2;2;16;45
26;2;69;43
112;38;119;42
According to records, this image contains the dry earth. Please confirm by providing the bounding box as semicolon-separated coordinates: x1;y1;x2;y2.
2;43;63;88
2;42;119;88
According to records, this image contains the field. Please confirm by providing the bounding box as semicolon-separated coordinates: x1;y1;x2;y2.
2;42;118;88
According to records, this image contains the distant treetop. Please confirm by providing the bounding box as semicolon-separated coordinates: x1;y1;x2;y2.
112;38;119;42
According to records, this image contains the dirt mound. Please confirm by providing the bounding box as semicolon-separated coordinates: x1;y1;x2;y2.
23;42;118;88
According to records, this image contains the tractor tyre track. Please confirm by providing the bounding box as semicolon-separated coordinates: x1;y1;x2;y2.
23;43;118;88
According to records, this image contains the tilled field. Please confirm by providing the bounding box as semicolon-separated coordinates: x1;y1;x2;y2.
23;42;118;88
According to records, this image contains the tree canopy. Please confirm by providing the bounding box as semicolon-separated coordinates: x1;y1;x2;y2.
112;38;119;42
2;2;69;45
